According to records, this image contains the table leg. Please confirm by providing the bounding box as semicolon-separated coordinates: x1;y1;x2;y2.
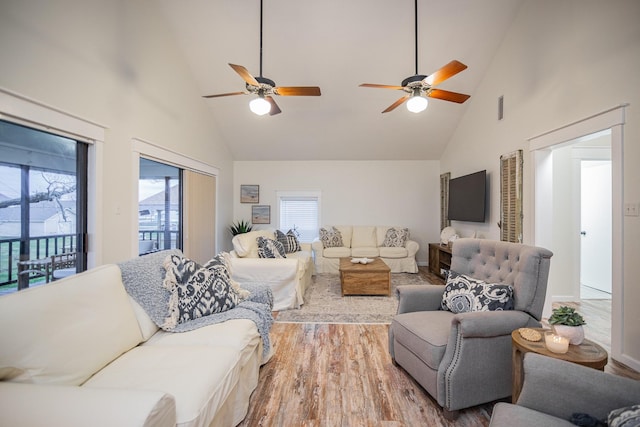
512;346;525;404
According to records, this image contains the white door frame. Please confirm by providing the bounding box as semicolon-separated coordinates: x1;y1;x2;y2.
529;104;627;365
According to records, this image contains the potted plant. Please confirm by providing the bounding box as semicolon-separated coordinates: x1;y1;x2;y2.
229;219;253;236
549;306;586;345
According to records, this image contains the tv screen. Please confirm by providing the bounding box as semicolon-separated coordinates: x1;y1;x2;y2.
447;170;486;222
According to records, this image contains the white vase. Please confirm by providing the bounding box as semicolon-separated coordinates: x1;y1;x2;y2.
553;325;585;345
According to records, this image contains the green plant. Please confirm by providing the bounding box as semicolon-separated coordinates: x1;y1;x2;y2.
549;306;586;326
229;219;253;236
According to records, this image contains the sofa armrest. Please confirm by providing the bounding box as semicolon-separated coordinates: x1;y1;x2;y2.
405;239;419;257
452;310;533;338
311;239;324;257
0;382;176;427
516;353;640;421
396;285;445;314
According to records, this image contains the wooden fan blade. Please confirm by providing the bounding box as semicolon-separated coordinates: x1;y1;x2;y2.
202;91;246;98
228;63;260;86
382;95;409;113
428;89;471;104
424;60;468;87
360;83;405;90
274;86;321;96
266;96;282;115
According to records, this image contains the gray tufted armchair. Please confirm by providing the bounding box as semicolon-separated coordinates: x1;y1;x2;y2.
388;238;553;419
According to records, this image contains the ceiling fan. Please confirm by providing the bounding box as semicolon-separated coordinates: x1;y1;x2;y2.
359;0;470;113
202;0;321;116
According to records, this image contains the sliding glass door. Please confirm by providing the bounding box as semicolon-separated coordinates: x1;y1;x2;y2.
0;120;88;291
138;158;183;255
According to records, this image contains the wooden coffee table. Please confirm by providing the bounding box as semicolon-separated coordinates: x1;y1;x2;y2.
511;328;608;403
339;257;391;296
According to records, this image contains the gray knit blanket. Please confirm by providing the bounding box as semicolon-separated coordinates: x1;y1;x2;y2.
117;249;274;363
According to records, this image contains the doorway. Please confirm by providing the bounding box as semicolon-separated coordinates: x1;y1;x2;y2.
529;105;625;363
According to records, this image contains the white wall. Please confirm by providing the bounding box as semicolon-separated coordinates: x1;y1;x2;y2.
233;161;441;265
0;0;234;263
440;0;640;364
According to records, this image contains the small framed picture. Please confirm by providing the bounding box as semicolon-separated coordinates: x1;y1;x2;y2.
240;185;259;203
252;205;270;224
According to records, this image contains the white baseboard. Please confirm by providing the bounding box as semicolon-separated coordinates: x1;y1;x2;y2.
615;353;640;373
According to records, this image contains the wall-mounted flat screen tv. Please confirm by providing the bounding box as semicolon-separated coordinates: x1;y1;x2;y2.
447;170;487;222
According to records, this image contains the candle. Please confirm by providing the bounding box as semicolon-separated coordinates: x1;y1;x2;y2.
545;332;569;354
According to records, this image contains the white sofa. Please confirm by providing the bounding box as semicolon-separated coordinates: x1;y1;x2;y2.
0;251;270;427
311;225;419;274
228;229;314;311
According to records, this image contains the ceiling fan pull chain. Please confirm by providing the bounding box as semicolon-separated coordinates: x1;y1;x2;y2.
414;0;419;76
259;0;263;77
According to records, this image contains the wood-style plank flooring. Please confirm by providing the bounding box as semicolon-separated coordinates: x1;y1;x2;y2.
239;269;638;426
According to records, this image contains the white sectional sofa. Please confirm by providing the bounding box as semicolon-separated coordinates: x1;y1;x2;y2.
0;250;272;427
312;225;419;274
228;229;314;311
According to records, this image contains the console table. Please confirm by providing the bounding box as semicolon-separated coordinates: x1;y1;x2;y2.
428;243;452;284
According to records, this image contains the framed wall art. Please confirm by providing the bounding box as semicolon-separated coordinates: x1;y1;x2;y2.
251;205;271;224
240;185;259;203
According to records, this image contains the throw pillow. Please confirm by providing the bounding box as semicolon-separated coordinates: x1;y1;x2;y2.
319;226;343;248
203;252;251;300
162;254;242;330
382;227;410;247
275;229;301;253
441;270;514;313
257;237;286;258
608;404;640;427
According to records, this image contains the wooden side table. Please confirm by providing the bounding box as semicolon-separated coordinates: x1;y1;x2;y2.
511;328;608;403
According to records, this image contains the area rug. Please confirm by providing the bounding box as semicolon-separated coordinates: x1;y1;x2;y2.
275;273;434;324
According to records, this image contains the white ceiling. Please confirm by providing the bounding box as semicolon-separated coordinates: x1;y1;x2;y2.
158;0;523;161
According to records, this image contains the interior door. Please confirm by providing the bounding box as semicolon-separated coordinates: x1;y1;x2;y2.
580;160;612;294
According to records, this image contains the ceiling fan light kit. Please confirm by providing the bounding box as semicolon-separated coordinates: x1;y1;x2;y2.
358;0;471;114
202;0;321;116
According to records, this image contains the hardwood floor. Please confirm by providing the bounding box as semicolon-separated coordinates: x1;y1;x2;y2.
239;268;639;426
238;322;492;427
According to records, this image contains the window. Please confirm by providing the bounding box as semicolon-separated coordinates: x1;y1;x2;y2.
138;158;183;254
500;150;523;243
0;120;88;291
277;191;320;243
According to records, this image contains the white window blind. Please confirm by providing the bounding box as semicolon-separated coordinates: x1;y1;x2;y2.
278;193;320;243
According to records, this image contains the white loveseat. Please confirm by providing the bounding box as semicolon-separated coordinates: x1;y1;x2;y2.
228;229;314;311
0;250;270;427
311;225;419;274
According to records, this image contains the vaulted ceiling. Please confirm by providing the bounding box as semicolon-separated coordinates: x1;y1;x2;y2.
158;0;523;161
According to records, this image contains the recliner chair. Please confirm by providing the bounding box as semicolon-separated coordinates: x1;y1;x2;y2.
388;238;553;418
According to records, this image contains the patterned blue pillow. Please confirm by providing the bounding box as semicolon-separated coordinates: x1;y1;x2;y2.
257;237;286;258
441;270;514;313
275;229;301;253
609;404;640;427
382;227;410;247
162;254;242;330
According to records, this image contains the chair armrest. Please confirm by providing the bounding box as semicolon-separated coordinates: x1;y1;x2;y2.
517;353;640;421
0;382;176;427
452;310;533;338
396;285;445;314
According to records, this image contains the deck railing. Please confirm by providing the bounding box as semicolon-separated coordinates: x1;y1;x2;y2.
0;234;77;287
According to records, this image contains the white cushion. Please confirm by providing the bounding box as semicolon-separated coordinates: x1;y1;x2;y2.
351;226;377;248
322;246;352;258
83;346;241;427
351;247;380;257
0;265;143;385
231;229;275;258
379;246;409;259
144;319;259;354
128;296;160;342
